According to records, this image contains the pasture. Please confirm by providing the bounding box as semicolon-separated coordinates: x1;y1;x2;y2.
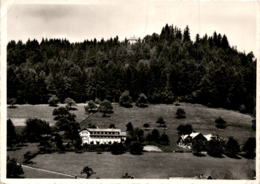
30;151;255;179
8;103;255;151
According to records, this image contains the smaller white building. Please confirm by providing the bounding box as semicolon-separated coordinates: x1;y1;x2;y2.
79;128;127;145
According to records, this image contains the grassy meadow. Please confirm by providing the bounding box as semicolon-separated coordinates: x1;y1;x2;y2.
8;103;255;151
7;102;256;179
30;151;255;179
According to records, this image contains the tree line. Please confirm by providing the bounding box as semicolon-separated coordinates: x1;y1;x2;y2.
7;24;256;113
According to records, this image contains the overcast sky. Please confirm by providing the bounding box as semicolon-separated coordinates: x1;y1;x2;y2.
7;0;258;55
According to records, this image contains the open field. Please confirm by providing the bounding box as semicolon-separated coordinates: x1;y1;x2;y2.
8;103;255;151
7;103;255;179
8;104;87;126
30;151;255;179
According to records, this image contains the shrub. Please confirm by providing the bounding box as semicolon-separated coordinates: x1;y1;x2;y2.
64;97;77;110
23;151;39;163
119;90;133;108
176;108;186;119
110;143;126;155
136;93;148;107
242;137;256;159
7;158;24;178
94;98;101;104
151;129;160;142
159;133;170;145
177;124;193;135
7;119;17;147
145;133;153;143
84;100;98;114
156;117;166;127
215;117;227;129
224;137;240;157
192;139;205;155
23;118;51;142
48;95;59;107
81;166;95;178
99;99;113;117
8;98;17;108
206;139;224;157
126;122;134;132
129;142;143;155
143;123;150;128
109;124;116;128
53;107;76;121
252;119;256;131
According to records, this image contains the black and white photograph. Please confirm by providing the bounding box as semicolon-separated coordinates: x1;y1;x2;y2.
1;0;259;182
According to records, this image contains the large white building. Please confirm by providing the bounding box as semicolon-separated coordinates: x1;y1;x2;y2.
79;128;127;145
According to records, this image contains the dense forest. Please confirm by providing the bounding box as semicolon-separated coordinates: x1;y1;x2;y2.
7;24;256;114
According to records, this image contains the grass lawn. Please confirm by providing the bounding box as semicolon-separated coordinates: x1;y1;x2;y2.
8;103;87;126
31;152;255;179
22;166;71;178
7;143;39;163
8;103;255;151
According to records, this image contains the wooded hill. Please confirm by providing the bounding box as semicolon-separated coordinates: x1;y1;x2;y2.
7;24;256;114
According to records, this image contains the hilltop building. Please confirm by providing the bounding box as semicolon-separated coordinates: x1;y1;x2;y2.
128;36;138;44
79;128;127;145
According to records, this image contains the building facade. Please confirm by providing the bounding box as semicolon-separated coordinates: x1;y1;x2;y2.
177;132;215;149
79;128;127;145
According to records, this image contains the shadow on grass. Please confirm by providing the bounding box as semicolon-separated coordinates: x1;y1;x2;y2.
240;153;256;159
225;153;241;159
207;153;225;158
193;152;206;157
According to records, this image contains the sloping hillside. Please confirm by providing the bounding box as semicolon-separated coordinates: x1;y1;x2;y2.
8;103;254;151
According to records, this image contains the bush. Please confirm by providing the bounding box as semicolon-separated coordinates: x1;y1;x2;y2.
7;158;24;178
53;107;76;121
8;98;17;108
119;90;133;108
159;133;170;145
126;122;134;132
129;142;143;155
177;124;193;135
224;137;240;157
81;166;95;178
64;97;77;110
242;137;256;159
206;139;224;157
156;117;166;127
151;129;160;142
143;123;150;128
23;118;51;142
252;119;256;131
84;100;98;114
136;93;148;107
7;119;17;147
99;99;113;117
48;95;59;107
215;117;227;129
23;151;39;163
109;124;116;128
110;143;126;155
176;108;186;119
192;139;205;155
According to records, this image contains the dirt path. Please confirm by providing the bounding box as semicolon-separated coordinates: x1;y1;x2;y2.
22;164;82;178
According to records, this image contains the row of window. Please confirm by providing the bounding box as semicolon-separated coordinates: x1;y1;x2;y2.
90;131;120;135
90;136;121;139
89;141;120;145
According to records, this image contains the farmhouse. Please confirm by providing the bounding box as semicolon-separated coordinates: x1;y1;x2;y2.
177;132;214;149
79;128;127;145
